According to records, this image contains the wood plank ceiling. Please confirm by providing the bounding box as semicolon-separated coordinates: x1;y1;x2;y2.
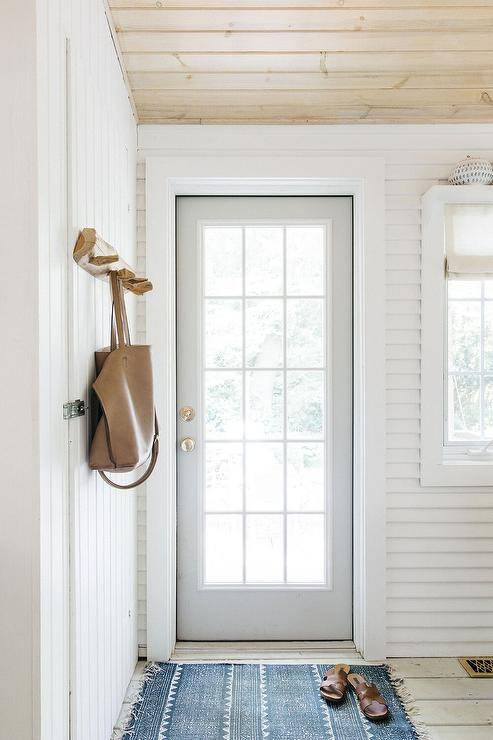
107;0;493;124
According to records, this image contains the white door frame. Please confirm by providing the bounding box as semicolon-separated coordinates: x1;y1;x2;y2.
146;153;386;661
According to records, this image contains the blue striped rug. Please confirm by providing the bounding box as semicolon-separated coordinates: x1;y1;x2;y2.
116;663;428;740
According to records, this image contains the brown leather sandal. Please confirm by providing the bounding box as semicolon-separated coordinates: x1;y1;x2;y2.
347;673;389;720
319;664;350;702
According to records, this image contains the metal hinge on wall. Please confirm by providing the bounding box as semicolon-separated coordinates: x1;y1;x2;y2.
63;399;86;420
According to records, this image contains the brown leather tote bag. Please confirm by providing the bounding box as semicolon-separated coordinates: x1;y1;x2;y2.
89;271;159;490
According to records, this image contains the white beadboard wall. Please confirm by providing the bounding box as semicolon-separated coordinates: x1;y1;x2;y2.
136;184;148;653
38;1;138;738
137;124;493;658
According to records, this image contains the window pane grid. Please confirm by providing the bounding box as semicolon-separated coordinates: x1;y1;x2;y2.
206;294;325;300
241;226;247;583
204;510;326;515
202;223;328;586
206;438;325;442
204;368;327;372
447;279;493;443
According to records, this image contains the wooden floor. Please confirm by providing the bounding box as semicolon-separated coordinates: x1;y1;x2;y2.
393;658;493;740
116;648;493;739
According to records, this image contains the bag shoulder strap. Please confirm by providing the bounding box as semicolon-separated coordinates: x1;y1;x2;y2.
102;274;156;491
98;435;159;491
109;271;131;349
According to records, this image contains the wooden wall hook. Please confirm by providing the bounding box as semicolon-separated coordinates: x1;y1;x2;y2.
73;228;153;295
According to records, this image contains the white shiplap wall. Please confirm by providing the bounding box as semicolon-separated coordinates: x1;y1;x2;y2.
38;1;138;738
137;125;493;658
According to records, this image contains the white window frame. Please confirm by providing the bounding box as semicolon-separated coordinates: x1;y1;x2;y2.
422;184;493;486
145;145;386;661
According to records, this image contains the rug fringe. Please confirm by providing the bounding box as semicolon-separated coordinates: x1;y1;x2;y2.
386;663;432;740
112;662;162;740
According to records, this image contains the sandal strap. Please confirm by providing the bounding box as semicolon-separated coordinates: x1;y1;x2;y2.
321;668;348;694
323;669;348;683
321;679;346;692
355;683;387;711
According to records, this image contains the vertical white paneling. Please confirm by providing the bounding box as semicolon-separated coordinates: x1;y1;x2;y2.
68;1;138;735
37;1;71;738
137;125;493;658
38;1;137;738
136;161;147;653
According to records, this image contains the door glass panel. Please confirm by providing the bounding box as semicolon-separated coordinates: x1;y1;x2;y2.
287;515;325;584
205;371;242;438
246;514;284;583
205;299;242;368
246;299;283;368
205;514;243;583
287;298;324;368
202;222;328;587
245;227;283;295
286;226;325;295
287;443;325;512
245;442;283;512
204;227;243;296
287;371;324;439
246;371;284;439
205;443;243;512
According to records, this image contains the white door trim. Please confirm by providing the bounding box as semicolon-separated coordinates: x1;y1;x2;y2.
146;154;386;661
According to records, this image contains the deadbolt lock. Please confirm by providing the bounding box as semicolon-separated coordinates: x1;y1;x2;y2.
180;437;196;453
179;405;195;422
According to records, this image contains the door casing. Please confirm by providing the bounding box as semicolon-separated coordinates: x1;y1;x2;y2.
145;153;386;661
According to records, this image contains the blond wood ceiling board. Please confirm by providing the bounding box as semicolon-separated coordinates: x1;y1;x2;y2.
123;51;493;74
129;72;493;91
107;1;493;123
112;8;493;32
108;1;493;8
135;106;493;124
134;88;493;107
118;32;493;53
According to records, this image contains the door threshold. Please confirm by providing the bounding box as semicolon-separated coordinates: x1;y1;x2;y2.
172;640;363;663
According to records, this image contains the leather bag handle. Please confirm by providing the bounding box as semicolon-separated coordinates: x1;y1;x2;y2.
100;275;159;490
109;271;131;349
98;433;159;490
110;302;131;351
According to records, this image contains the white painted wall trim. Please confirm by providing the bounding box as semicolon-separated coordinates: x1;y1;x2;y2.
139;123;493;155
146;152;386;661
421;184;493;487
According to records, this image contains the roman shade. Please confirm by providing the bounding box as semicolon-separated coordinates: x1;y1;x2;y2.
445;203;493;277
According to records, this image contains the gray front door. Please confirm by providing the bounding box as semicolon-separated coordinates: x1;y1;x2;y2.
176;195;353;640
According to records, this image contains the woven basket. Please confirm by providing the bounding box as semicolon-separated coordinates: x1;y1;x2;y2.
449;156;493;185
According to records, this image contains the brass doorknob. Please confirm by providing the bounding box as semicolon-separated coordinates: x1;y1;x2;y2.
180;437;196;453
179;405;195;422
